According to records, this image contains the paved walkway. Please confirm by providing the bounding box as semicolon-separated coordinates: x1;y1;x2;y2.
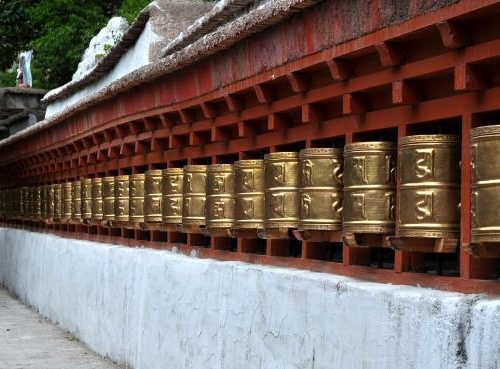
0;288;120;369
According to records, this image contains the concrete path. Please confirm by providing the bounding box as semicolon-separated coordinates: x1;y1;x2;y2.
0;288;120;369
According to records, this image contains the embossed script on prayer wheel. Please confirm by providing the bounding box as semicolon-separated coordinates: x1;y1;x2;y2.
40;185;48;220
298;148;343;231
162;168;183;227
144;170;162;223
91;178;103;222
397;135;460;238
263;152;300;236
33;186;42;220
182;165;206;231
114;175;130;222
129;174;145;225
102;177;115;222
22;187;30;219
52;184;62;222
46;185;55;221
62;182;72;222
81;179;92;221
206;164;235;235
71;181;82;222
234;160;265;231
343;142;396;234
470;125;500;243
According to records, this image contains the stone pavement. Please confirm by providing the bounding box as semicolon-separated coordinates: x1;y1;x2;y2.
0;288;120;369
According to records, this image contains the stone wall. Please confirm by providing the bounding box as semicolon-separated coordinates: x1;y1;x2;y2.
0;228;499;369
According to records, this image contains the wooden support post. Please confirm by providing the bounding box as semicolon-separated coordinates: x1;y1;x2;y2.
286;72;309;94
454;63;487;91
392;80;421;105
343;93;366;115
224;94;242;113
254;84;274;104
179;109;194;124
268;113;287;131
302;103;323;123
237;121;255;137
201;102;217;119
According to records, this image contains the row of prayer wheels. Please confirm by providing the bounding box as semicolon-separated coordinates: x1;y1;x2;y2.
0;132;482;244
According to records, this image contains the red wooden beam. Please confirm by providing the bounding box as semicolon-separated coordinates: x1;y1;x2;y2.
254;84;274;104
326;59;351;81
436;20;469;49
286;72;309;94
224;94;242;113
454;63;488;91
375;41;405;67
392;80;421;105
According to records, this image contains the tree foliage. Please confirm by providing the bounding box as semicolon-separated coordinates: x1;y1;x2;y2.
117;0;151;23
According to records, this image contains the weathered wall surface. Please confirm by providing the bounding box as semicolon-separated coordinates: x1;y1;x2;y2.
0;228;499;369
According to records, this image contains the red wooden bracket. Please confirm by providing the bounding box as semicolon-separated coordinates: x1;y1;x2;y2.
302;103;323;123
201;102;217;119
159;114;175;128
436;20;468;49
224;94;242;112
286;72;309;94
237;121;255;137
180;109;194;124
327;59;351;81
375;41;405;67
143;117;158;131
134;141;149;155
254;84;274;104
120;143;134;156
343;93;367;115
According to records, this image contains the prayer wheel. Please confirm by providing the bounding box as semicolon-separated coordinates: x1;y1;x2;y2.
297;148;343;237
34;186;42;221
343;142;396;234
53;184;62;222
129;174;145;226
233;160;265;237
62;182;72;222
162;168;183;229
263;152;300;238
397;135;460;239
81;179;92;221
102;177;115;222
114;175;130;223
71;180;82;222
46;185;55;222
206;164;235;236
470;125;500;243
144;170;162;224
91;178;103;222
182;165;206;232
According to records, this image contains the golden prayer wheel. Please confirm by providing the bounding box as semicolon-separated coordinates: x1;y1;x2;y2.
232;160;265;238
34;186;42;221
129;173;145;227
162;168;183;230
62;182;72;222
81;179;92;221
144;170;162;225
206;164;235;236
40;185;48;220
71;180;82;223
262;152;300;239
296;148;343;241
91;178;103;222
343;142;396;235
470;125;500;243
397;135;460;239
53;184;62;222
46;185;55;222
114;175;130;223
22;187;30;219
182;165;206;233
102;177;115;223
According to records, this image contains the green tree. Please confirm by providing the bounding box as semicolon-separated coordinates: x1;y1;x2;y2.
26;0;110;89
117;0;151;23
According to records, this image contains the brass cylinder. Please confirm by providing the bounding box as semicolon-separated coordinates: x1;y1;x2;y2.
40;185;48;220
182;165;207;230
206;164;235;233
114;175;130;222
298;148;343;231
162;168;183;226
102;177;115;221
34;186;42;220
145;170;162;223
81;179;92;220
46;185;55;221
22;187;31;219
91;178;103;221
53;184;62;222
470;125;500;243
264;152;300;230
234;160;265;230
343;142;396;234
397;135;460;239
129;174;145;224
62;182;72;222
71;181;82;222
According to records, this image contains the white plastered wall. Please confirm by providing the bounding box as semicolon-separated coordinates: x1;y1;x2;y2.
0;228;499;369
